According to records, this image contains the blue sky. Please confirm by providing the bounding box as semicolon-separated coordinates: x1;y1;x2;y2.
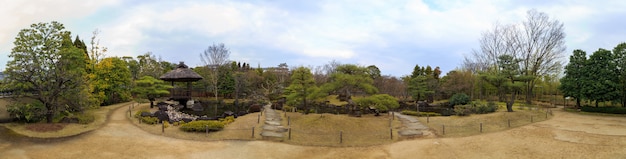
1;0;625;77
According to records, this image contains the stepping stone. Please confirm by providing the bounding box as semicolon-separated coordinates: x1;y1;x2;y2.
262;125;288;132
265;120;281;126
398;129;423;136
261;131;284;138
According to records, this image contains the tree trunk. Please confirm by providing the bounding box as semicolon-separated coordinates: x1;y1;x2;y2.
46;105;54;123
525;83;534;104
575;98;581;109
507;91;516;112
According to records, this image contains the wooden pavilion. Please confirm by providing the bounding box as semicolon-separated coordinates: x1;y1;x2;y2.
159;62;203;106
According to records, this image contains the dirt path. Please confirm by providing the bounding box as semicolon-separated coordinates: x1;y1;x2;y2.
1;107;626;159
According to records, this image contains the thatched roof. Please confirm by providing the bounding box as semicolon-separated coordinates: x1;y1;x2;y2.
159;62;203;82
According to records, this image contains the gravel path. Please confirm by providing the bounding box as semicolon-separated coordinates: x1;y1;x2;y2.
1;106;625;159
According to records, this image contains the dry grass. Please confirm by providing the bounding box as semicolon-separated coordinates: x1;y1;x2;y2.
418;106;552;137
129;103;264;141
282;111;402;147
1;102;131;138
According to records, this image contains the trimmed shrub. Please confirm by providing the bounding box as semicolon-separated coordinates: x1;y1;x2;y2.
163;121;170;128
401;110;442;117
449;93;470;106
581;106;626;114
141;116;159;125
454;105;473;116
180;120;225;132
220;116;235;125
474;101;498;114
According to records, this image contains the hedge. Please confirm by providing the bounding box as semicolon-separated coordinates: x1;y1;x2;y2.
581;106;626;114
180;120;225;132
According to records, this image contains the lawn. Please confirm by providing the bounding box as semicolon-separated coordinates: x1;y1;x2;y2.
417;106;552;137
282;111;402;147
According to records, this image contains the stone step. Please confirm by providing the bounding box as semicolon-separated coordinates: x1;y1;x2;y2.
262;125;288;132
260;131;284;138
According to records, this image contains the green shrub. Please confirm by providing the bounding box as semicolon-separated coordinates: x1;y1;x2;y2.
474;101;498;114
163;121;170;128
141;116;159;125
219;116;235;125
75;112;96;124
454;105;473;116
6;101;46;123
401;110;441;117
449;93;470;106
180;120;225;132
581;106;626;114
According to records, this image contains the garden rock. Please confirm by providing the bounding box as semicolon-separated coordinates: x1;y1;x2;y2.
140;112;153;117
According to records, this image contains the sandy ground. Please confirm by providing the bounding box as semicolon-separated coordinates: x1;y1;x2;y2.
1;106;625;159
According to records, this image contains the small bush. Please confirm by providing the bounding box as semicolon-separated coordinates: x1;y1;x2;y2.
75;112;95;124
219;116;235;125
454;105;473;116
401;110;442;117
180;120;225;132
581;106;626;114
163;121;170;128
141;116;159;125
6;101;46;123
449;93;470;106
474;101;498;114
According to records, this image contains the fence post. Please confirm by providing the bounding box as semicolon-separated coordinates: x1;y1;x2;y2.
288;128;292;140
390;128;393;140
251;127;255;138
129;105;132;117
480;123;483;133
392;112;395;120
427;114;430;123
257;114;260;124
161;122;165;134
205;125;208;137
508;119;511;128
340;131;343;144
442;125;445;135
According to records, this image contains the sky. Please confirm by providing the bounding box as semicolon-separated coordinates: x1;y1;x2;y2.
1;0;625;77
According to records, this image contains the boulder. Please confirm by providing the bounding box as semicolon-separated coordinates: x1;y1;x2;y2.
154;110;170;122
140;111;153;117
223;111;234;116
191;103;204;112
181;118;193;123
249;104;261;112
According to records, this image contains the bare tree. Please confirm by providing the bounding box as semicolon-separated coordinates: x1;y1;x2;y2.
464;9;565;103
200;43;231;112
89;29;107;65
